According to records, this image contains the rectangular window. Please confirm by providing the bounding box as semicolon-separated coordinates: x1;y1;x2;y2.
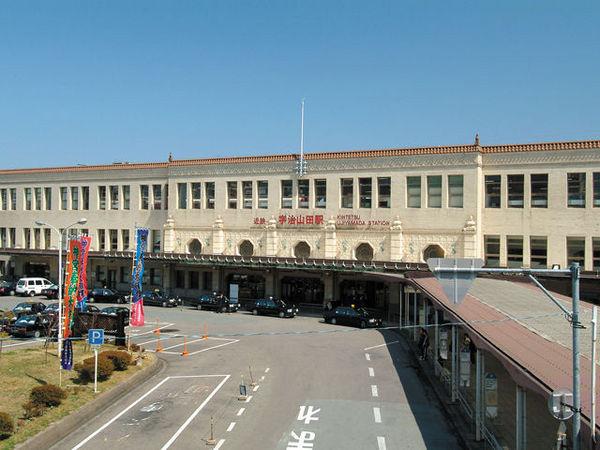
593;238;600;271
71;187;79;210
98;186;106;210
175;270;185;289
340;178;353;208
109;229;118;251
507;236;524;268
227;181;238;209
298;180;309;208
507;174;524;208
281;180;293;209
122;186;130;210
23;228;31;249
407;176;421;208
44;228;51;249
530;236;548;268
189;271;200;290
122;229;130;251
531;174;548;208
191;183;202;209
10;189;16;210
257;181;268;209
427;176;442;208
109;185;119;209
44;187;52;210
202;271;213;290
34;187;42;210
9;228;15;247
60;187;68;210
153;184;162;210
98;229;106;251
164;184;169;209
484;235;500;267
177;183;188;209
377;177;391;208
150;268;161;286
315;179;326;208
594;173;600;207
243;181;253;209
359;178;372;208
485;175;501;208
82;186;90;210
119;267;127;283
0;189;6;210
205;182;215;209
140;185;149;210
448;175;463;208
567;237;586;266
567;173;586;208
0;228;6;247
152;229;161;253
33;228;41;249
25;188;32;210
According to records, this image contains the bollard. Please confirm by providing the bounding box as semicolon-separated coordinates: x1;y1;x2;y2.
238;374;248;401
206;416;216;446
181;336;189;357
249;365;256;387
155;327;163;353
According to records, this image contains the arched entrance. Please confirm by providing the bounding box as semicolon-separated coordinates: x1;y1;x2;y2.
188;239;202;255
239;240;254;257
355;243;374;262
423;244;445;261
294;241;311;259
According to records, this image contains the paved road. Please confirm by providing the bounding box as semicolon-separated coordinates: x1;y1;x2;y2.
1;295;462;449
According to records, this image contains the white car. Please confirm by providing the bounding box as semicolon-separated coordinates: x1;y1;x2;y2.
15;277;53;297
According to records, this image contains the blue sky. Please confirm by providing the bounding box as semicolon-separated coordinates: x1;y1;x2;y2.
0;1;598;168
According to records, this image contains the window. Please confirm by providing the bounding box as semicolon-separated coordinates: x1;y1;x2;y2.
23;228;31;249
594;173;600;207
0;228;6;247
140;185;149;210
298;180;309;208
407;176;421;208
33;228;41;249
98;186;106;210
239;240;254;257
152;229;161;253
355;243;374;262
205;182;215;209
257;181;268;209
427;176;442;208
567;237;585;266
294;241;311;259
507;236;523;268
448;175;463;208
10;189;16;210
530;236;547;268
98;229;106;251
164;184;169;209
191;183;202;209
177;183;187;209
377;177;391;208
153;185;162;210
485;175;501;208
314;179;326;208
122;229;130;251
122;186;130;210
567;173;586;208
109;229;118;251
34;187;42;210
484;235;500;267
82;186;89;210
150;268;161;286
71;187;79;210
109;185;119;209
507;175;524;208
227;181;238;209
25;188;32;210
341;178;353;208
0;189;6;210
281;180;293;209
9;228;15;247
531;174;548;208
190;271;199;290
59;187;68;210
243;181;253;209
44;187;52;210
203;271;213;290
359;178;372;208
119;267;127;283
593;238;600;271
188;239;202;255
43;228;51;249
175;270;185;289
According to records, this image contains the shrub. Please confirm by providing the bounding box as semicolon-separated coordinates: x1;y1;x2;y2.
100;350;132;371
76;355;114;382
0;412;14;439
30;384;67;407
22;401;45;420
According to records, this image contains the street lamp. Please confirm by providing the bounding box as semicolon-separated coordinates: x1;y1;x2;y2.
34;218;87;368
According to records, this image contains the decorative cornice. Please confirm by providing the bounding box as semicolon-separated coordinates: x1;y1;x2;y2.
482;149;600;166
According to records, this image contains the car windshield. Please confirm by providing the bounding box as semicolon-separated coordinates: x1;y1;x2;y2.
16;316;36;325
17;280;25;286
13;303;30;311
356;308;369;316
0;281;10;287
47;304;59;310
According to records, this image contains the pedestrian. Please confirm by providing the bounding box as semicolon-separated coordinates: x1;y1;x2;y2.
418;327;429;360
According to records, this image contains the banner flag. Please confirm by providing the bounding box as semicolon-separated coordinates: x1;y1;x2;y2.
63;239;81;338
77;235;92;311
61;338;73;370
130;228;149;326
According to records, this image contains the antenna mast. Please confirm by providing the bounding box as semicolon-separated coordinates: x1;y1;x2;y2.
297;99;307;176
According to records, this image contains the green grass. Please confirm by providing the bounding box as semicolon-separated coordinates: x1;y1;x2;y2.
0;341;153;449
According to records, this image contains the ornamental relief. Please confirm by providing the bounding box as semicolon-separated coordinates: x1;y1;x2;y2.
482;149;600;166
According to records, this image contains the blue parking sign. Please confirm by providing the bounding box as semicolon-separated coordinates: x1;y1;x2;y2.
88;329;104;346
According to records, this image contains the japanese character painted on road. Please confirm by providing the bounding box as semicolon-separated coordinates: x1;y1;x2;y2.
287;430;315;450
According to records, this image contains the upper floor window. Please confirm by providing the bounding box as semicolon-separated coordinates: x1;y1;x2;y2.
98;186;107;210
151;230;161;253
191;182;202;209
110;185;119;210
427;176;442;208
0;189;7;210
340;178;353;208
315;179;326;208
507;235;523;268
507;175;524;208
407;176;421;208
25;188;33;210
122;186;130;210
531;174;548;208
140;185;149;210
227;181;238;209
243;181;253;209
484;235;500;267
122;229;130;251
594;173;600;207
359;178;372;208
205;182;215;209
153;185;162;210
164;184;169;209
298;180;309;208
98;229;106;251
281;180;293;209
109;229;118;251
71;187;79;210
448;175;463;208
60;187;69;210
10;189;16;210
34;187;42;210
593;238;600;271
485;175;501;208
567;236;585;266
567;173;586;208
177;183;187;209
257;181;268;209
530;236;547;268
44;187;52;210
82;186;90;210
377;177;390;208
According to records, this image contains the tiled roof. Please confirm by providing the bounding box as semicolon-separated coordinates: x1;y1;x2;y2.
0;139;598;175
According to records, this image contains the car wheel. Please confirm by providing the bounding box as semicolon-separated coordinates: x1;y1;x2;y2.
9;290;15;296
360;321;366;329
331;318;337;325
29;291;35;297
162;302;167;307
278;311;285;318
197;304;202;311
252;309;258;315
33;330;41;338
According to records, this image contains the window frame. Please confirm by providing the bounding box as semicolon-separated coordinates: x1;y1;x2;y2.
340;178;353;209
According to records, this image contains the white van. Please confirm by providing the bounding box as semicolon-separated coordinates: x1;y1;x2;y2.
15;277;53;297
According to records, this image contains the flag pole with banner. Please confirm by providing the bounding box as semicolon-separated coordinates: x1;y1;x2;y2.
63;239;81;339
77;235;92;311
130;228;148;327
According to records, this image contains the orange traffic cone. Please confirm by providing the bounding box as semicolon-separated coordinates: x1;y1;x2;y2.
155;327;163;353
181;336;189;357
202;323;208;340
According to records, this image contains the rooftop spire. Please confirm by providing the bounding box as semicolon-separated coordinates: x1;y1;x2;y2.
474;133;480;146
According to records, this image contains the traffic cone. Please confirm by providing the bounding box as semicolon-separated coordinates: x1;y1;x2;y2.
155;327;163;353
202;323;208;340
153;319;159;334
181;336;189;357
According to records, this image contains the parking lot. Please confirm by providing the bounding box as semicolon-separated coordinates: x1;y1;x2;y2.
1;294;462;449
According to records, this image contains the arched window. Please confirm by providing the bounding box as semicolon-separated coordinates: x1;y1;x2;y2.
423;244;445;261
294;241;311;259
239;240;254;257
188;239;202;256
355;243;374;262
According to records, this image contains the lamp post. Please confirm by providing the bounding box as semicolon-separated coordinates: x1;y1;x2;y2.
34;218;87;362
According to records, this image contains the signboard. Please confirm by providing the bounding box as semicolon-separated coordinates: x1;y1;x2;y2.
548;388;574;420
88;328;104;346
459;351;471;387
252;213;391;229
229;284;239;305
439;330;448;360
484;373;498;418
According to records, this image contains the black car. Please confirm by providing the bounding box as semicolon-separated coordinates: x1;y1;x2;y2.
142;291;180;308
249;297;298;318
10;314;53;338
0;280;16;296
12;302;46;318
195;293;238;313
323;306;382;328
45;303;101;315
88;288;126;304
101;306;130;325
42;284;59;299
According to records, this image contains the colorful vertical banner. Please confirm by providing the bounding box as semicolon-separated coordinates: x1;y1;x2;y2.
61;338;73;370
77;235;92;311
62;239;81;338
130;228;149;326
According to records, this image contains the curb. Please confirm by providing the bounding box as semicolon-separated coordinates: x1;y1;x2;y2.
16;354;166;450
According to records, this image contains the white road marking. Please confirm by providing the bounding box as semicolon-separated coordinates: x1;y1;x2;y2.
252;385;259;392
226;422;236;432
237;407;245;416
377;436;387;450
373;407;382;423
365;353;371;361
265;367;270;373
131;323;174;338
371;385;378;397
259;375;265;381
214;439;225;450
364;341;399;351
368;367;375;377
153;339;239;356
245;395;253;403
1;339;45;348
